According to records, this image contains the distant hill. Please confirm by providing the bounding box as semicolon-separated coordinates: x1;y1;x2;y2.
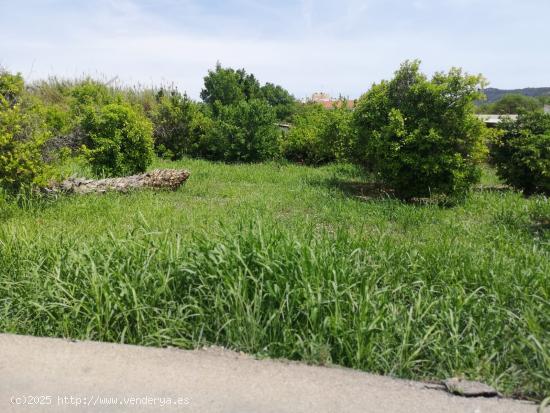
482;87;550;103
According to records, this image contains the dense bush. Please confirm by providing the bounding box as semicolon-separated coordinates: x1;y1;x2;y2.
491;112;550;195
260;82;296;121
70;80;114;117
200;99;280;162
0;70;25;106
0;70;52;193
81;103;154;176
354;61;486;199
281;103;354;165
43;104;72;137
151;89;202;160
320;105;355;163
281;104;327;164
201;63;296;121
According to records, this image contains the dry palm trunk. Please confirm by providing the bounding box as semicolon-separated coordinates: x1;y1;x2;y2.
53;169;190;194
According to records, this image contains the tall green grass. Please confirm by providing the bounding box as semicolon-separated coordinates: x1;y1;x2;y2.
0;159;548;399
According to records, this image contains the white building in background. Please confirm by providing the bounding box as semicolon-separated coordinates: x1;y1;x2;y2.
544;104;550;114
476;114;518;127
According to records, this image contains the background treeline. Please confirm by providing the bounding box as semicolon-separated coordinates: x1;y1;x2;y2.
477;93;550;114
1;61;549;199
482;87;550;103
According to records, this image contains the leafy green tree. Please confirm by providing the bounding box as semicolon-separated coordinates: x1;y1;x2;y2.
261;82;296;121
81;103;154;176
491;112;550;195
236;68;261;101
354;60;486;199
200;63;261;107
201;99;279;162
200;63;295;120
152;89;201;160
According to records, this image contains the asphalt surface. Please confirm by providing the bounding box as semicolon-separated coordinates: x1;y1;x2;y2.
0;334;540;413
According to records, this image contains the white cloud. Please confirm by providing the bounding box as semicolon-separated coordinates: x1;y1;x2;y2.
0;0;548;98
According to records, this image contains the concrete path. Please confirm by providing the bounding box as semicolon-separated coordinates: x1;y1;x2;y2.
0;334;540;413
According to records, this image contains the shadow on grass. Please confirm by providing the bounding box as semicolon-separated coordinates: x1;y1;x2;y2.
310;176;463;207
532;220;550;233
329;178;393;199
305;169;393;200
473;184;513;193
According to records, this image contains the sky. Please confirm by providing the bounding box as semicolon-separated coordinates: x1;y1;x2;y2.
0;0;548;99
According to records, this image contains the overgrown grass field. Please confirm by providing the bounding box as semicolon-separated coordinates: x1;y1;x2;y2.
1;159;549;399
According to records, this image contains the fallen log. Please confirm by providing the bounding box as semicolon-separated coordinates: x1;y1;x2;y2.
52;169;190;194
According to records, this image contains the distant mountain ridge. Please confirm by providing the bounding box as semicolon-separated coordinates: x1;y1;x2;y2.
482;87;550;103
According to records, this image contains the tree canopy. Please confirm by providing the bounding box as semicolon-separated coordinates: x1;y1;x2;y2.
354;60;487;198
200;62;295;121
200;62;259;107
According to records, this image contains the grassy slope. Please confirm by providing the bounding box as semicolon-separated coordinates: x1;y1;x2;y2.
0;158;549;399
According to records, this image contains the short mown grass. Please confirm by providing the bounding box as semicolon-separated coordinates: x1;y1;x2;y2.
0;158;548;400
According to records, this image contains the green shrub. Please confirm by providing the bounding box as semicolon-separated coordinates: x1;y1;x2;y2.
281;103;354;165
0;69;24;106
320;105;355;163
353;61;486;199
186;110;218;159
0;71;52;193
200;99;280;162
491;112;550;195
70;80;114;118
152;90;201;160
43;104;73;137
81;103;154;176
27;79;115;162
281;104;326;164
260;82;297;121
0;105;50;192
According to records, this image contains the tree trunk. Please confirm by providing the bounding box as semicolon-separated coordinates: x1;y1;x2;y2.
53;169;190;194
